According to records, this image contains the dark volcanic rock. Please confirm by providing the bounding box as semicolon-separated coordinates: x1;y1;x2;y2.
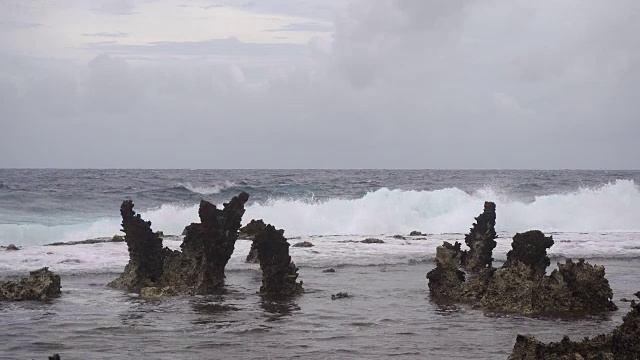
254;224;303;296
426;242;466;299
322;268;336;273
108;200;166;291
110;192;250;295
331;292;351;300
503;230;554;277
361;238;385;244
426;202;616;316
409;231;426;236
509;295;640;359
240;219;268;263
460;201;497;272
0;267;61;301
160;193;249;293
5;244;19;251
392;235;406;240
292;241;314;248
49;355;61;360
239;219;267;239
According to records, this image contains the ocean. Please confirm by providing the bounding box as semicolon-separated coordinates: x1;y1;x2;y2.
1;169;639;359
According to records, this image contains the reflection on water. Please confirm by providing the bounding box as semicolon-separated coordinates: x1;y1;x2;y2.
260;296;300;320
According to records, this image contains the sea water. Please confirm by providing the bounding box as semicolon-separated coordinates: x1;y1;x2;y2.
1;169;639;359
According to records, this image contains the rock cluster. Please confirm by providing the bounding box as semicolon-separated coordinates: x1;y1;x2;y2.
509;294;640;359
110;193;249;294
0;267;61;301
110;193;303;297
426;203;617;315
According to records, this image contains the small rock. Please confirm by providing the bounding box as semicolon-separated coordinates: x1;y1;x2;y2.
392;235;406;240
409;231;425;236
155;231;164;237
361;238;385;244
331;292;351;300
635;291;640;299
49;355;61;360
621;298;632;302
322;268;336;273
292;241;314;248
5;244;19;251
110;235;125;242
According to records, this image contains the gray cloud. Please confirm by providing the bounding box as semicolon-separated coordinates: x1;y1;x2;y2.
264;21;332;33
92;0;136;15
1;0;640;169
83;32;132;38
0;21;44;30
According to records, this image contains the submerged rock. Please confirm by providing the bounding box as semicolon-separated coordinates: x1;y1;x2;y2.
322;268;336;273
292;241;314;248
0;267;61;301
254;224;303;296
109;192;250;294
361;238;385;244
460;201;497;272
509;294;640;359
426;203;616;315
392;235;406;240
331;292;351;300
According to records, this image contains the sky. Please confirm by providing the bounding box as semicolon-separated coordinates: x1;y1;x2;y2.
1;0;639;169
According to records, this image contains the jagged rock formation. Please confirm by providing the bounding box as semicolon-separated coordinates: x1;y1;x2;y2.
460;201;497;272
509;294;640;359
254;224;303;297
108;200;167;290
0;267;61;301
109;192;250;294
426;204;616;315
504;230;554;277
239;219;267;263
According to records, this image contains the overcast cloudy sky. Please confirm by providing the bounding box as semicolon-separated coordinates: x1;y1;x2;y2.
1;0;638;168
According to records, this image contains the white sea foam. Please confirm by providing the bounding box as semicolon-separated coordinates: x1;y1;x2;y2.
1;180;639;246
1;232;639;275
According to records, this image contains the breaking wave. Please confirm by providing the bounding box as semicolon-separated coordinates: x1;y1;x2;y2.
2;180;639;246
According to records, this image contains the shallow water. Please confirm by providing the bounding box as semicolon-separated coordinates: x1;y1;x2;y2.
2;257;637;359
1;169;640;358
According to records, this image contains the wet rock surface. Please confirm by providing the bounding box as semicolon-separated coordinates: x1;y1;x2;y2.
109;192;250;294
254;224;303;297
331;292;351;300
5;244;19;251
0;267;61;301
240;219;268;263
361;238;385;244
292;241;314;248
409;231;426;236
426;203;616;315
509;294;640;359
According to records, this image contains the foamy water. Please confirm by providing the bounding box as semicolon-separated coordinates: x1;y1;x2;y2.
2;180;640;247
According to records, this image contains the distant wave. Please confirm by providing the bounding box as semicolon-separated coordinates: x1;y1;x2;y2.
2;179;640;246
179;181;236;195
